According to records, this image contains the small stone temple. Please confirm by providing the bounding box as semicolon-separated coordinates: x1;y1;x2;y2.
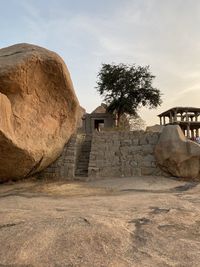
158;107;200;138
82;104;115;133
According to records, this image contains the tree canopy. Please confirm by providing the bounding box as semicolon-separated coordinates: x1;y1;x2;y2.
114;113;146;131
96;63;162;126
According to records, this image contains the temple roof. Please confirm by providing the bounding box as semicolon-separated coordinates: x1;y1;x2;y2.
91;104;107;114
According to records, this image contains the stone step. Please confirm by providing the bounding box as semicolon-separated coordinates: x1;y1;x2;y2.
76;165;88;169
76;157;89;161
75;171;88;176
80;149;91;152
77;158;90;162
75;166;89;170
75;174;88;177
79;147;91;150
76;169;88;173
78;156;89;159
77;157;89;161
82;143;91;146
79;150;90;153
77;161;89;164
75;134;91;177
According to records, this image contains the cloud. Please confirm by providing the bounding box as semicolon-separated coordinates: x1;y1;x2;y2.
4;0;200;123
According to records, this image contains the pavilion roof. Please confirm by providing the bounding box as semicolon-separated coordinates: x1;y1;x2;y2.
158;107;200;117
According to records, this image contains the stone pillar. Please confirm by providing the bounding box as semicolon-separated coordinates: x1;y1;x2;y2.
163;116;166;125
180;113;183;121
195;113;198;122
159;116;162;125
186;111;189;122
197;128;199;137
174;110;177;122
187;124;190;138
169;112;173;123
191;129;194;139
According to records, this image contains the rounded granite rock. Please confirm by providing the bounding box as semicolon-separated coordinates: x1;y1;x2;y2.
0;43;79;181
155;125;200;179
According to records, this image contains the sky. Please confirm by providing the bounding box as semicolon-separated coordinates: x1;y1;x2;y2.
1;0;200;126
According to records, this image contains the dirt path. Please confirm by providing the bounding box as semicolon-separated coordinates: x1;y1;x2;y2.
0;176;200;267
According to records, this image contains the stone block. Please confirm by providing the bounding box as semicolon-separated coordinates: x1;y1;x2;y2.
88;167;100;177
122;168;132;177
89;155;96;161
147;132;159;145
120;147;130;155
114;151;120;156
131;167;142;176
141;167;155;176
135;154;143;163
100;167;121;177
143;154;155;162
130;160;138;167
151;161;157;168
129;146;141;154
112;140;120;146
139;134;148;145
141;144;154;155
121;140;132;146
66;158;75;163
88;162;97;168
132;139;139;146
65;151;75;157
141;160;152;167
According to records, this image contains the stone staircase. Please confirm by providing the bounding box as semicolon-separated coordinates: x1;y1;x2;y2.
75;134;92;177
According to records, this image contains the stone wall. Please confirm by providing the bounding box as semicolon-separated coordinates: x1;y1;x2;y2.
88;131;166;178
38;134;77;180
38;130;168;180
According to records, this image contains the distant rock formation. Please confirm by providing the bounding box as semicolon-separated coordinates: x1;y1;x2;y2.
155;125;200;179
0;43;79;182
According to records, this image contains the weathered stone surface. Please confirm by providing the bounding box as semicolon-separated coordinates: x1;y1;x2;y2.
88;131;166;178
1;177;200;267
146;124;164;133
39;134;77;180
0;43;79;181
155;125;200;179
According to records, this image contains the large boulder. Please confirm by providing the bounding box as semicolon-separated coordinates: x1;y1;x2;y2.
0;43;79;182
155;125;200;179
76;106;86;129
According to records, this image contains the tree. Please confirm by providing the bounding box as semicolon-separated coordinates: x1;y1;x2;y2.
96;63;162;126
116;113;146;131
128;115;146;131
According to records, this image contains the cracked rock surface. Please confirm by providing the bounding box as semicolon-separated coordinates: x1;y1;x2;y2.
0;43;79;181
1;176;200;266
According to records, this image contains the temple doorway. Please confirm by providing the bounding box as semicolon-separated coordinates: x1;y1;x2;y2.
94;119;104;131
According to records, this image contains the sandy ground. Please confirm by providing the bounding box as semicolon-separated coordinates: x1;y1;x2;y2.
0;176;200;267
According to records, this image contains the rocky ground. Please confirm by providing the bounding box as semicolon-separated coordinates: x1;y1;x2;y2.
1;176;200;267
